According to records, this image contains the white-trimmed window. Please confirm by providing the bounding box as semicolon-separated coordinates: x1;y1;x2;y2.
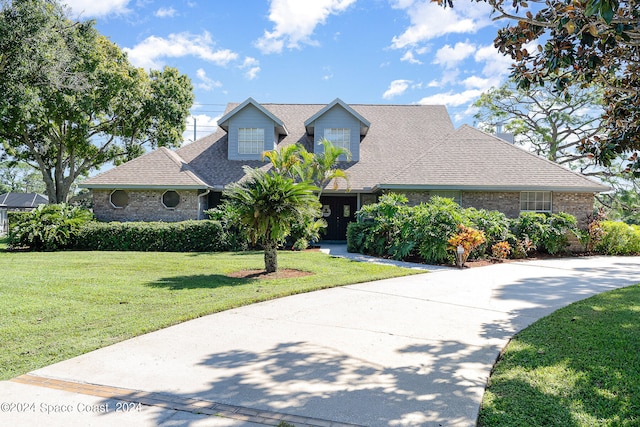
430;190;462;205
110;190;128;209
324;128;351;152
238;128;264;155
162;190;180;209
520;191;552;212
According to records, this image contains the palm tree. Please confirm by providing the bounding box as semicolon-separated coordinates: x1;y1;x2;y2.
262;139;351;196
223;166;321;273
260;140;351;248
311;138;351;197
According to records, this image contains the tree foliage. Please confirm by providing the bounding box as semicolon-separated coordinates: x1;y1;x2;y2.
0;160;46;193
223;166;321;273
474;81;605;174
0;0;194;203
262;138;351;195
437;0;640;174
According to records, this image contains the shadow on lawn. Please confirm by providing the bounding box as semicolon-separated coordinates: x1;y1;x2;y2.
147;274;252;290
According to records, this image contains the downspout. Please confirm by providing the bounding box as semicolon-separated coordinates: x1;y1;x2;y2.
197;189;211;220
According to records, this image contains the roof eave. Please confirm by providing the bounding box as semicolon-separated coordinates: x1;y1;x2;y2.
79;184;210;190
373;184;611;193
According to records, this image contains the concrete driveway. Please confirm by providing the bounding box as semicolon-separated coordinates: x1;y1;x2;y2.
2;254;639;427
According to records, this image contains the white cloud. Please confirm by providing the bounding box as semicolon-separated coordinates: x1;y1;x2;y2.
401;51;422;64
383;79;413;99
433;42;476;68
64;0;131;17
124;32;238;70
195;69;222;91
155;7;177;18
184;113;221;143
255;0;356;54
474;44;514;78
240;57;261;80
244;66;261;80
462;75;497;91
390;1;494;49
417;89;483;107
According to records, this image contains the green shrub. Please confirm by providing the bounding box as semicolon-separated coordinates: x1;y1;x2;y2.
544;212;578;255
8;204;94;251
346;221;374;253
355;193;409;257
75;220;230;252
510;212;578;255
466;208;511;257
594;221;640;255
7;211;30;233
204;205;250;251
510;211;548;250
412;197;465;264
348;193;583;264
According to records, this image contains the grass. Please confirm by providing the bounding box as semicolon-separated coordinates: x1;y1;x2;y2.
479;284;640;426
0;245;420;380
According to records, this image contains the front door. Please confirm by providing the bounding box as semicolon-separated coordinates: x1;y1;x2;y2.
320;195;357;240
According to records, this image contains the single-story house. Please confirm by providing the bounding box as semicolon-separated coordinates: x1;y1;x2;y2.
80;98;609;239
0;192;48;211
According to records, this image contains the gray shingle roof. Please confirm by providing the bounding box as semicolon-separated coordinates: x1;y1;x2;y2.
0;192;48;208
382;125;610;192
81;147;209;189
81;102;610;194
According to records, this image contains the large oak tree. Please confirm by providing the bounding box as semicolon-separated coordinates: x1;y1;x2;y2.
436;0;640;174
0;0;194;203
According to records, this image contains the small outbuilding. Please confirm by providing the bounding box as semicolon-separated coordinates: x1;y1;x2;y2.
0;192;48;212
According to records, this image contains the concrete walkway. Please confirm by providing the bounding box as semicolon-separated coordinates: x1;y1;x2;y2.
2;249;639;427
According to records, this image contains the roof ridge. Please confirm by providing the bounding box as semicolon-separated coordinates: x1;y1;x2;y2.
159;147;210;187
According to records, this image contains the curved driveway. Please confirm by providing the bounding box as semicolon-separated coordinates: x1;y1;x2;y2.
2;253;640;427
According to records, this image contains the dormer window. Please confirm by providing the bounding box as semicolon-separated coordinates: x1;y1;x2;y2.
238;128;264;155
217;98;288;161
324;128;350;152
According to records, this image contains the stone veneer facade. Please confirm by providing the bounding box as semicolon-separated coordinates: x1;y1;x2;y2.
92;189;203;222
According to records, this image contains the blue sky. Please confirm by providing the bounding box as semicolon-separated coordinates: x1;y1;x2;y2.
63;0;515;142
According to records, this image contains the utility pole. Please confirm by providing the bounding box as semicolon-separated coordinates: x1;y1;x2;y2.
193;117;197;142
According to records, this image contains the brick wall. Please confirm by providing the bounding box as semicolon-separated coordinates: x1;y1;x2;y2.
461;192;521;218
552;192;595;227
92;189;201;222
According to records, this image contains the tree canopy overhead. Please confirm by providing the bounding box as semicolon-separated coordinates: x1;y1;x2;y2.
0;0;194;203
436;0;640;174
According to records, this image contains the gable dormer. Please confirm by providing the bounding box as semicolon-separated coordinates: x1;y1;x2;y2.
304;98;370;162
217;98;288;161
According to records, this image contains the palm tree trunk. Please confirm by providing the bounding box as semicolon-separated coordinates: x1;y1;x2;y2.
264;239;278;273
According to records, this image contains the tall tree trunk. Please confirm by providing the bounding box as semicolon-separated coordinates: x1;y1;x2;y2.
263;239;278;273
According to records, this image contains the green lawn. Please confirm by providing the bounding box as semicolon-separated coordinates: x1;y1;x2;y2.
479;284;640;426
0;246;420;380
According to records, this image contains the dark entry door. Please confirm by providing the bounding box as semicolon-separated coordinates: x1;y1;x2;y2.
319;196;357;240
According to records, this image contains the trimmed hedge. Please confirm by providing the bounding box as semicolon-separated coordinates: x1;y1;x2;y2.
75;220;232;252
594;221;640;255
